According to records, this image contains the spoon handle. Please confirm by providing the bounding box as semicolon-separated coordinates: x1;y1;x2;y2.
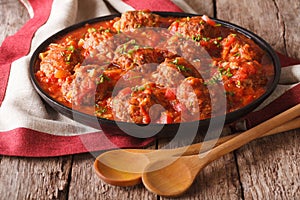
200;104;300;165
173;116;300;157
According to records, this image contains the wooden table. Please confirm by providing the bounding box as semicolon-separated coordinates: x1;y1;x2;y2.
1;0;299;199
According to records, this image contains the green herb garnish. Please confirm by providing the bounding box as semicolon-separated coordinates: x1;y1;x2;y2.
97;74;110;84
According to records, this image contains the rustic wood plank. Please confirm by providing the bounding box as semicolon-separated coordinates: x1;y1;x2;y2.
184;0;214;16
235;130;300;199
0;156;72;199
0;0;29;45
273;0;300;59
68;152;158;200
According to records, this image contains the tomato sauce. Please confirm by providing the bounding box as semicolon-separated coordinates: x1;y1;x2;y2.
35;10;273;124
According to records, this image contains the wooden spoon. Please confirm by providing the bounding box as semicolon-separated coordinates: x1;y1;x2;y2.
94;133;235;186
94;116;300;187
141;104;300;197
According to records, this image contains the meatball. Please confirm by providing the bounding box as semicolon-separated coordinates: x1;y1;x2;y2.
215;60;267;88
112;70;147;93
111;87;132;122
113;10;161;32
113;40;174;73
168;16;229;57
159;35;213;76
169;16;224;39
176;77;211;121
112;83;178;124
82;32;131;66
81;24;116;56
126;28;172;47
220;33;264;62
39;42;83;79
61;64;121;105
209;60;267;112
152;57;201;88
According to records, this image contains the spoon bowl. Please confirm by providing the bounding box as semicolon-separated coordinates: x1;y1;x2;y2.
142;156;197;197
94;158;143;186
94;149;153;186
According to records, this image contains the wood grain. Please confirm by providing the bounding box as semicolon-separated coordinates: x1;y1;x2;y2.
236;131;300;199
274;0;300;59
184;0;214;16
0;0;29;45
0;156;72;200
68;153;158;200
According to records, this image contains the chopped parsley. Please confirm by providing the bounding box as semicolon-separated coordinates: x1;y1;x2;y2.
95;104;107;115
219;67;233;77
225;91;235;96
234;52;241;57
65;54;72;62
66;45;75;52
97;74;110;84
205;72;222;85
131;85;146;92
202;37;210;42
192;35;201;42
88;27;97;33
172;59;191;72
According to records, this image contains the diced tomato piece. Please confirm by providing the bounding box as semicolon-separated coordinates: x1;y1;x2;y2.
159;112;173;124
165;88;176;101
140;105;151;124
244;63;257;75
224;35;236;47
242;95;254;106
201;15;216;26
104;68;122;80
54;70;69;79
169;21;179;32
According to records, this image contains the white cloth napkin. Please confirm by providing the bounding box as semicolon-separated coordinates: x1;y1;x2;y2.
0;0;113;135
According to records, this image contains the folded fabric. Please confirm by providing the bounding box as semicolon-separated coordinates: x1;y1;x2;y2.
0;0;299;157
0;0;155;157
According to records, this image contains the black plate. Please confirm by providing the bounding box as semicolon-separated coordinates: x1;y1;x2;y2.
30;12;281;138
